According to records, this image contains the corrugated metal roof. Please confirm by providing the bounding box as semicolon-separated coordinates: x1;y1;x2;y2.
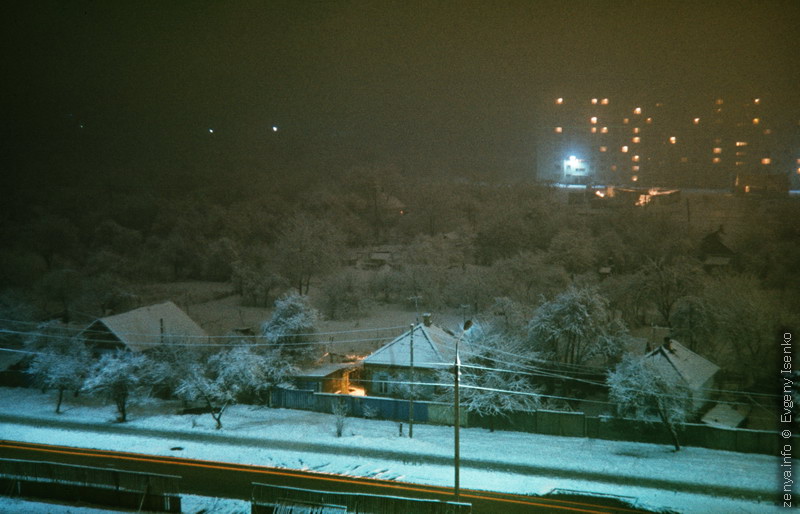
363;324;469;369
88;301;207;352
644;340;719;392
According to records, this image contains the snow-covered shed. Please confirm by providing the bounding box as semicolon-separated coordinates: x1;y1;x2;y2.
295;362;362;395
644;339;719;413
82;301;208;353
701;402;750;429
362;315;470;399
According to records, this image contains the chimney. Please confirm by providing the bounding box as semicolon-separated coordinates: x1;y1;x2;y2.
422;313;432;327
663;337;673;352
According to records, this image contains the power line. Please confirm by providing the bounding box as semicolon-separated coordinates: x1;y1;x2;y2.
0;329;398;349
0;317;407;339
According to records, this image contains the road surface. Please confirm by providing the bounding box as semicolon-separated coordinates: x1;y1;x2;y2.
0;440;653;513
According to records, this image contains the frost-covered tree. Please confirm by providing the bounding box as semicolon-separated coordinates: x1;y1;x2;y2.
437;326;541;431
274;213;345;294
261;293;319;353
669;295;715;353
175;346;295;429
332;398;349;437
527;285;627;367
607;354;693;451
639;258;701;326
84;350;149;422
319;270;371;320
25;331;90;413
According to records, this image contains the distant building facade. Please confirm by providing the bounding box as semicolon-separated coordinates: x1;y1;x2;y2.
537;96;798;188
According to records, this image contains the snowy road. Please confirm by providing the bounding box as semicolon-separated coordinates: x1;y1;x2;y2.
0;386;789;513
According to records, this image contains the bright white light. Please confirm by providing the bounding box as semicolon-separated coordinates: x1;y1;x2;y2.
272;126;278;132
208;129;214;134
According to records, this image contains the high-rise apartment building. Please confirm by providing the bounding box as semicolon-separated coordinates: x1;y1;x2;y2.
537;97;795;188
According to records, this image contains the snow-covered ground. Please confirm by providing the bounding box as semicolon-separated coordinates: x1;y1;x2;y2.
0;386;788;513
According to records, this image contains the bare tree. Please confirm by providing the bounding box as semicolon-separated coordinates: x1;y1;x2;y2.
640;258;701;326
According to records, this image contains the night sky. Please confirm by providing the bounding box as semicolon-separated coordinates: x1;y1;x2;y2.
3;0;799;182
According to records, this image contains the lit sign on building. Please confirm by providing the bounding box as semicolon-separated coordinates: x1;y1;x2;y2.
563;155;590;182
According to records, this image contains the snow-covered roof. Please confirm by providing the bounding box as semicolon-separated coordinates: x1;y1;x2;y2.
297;362;359;378
644;340;719;392
87;301;207;352
363;324;468;370
701;403;750;429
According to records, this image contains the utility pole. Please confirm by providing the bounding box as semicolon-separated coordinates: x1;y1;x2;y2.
454;338;460;502
453;319;471;503
409;323;415;439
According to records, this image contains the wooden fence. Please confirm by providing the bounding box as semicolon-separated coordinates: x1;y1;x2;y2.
252;482;471;514
0;457;182;512
270;388;791;455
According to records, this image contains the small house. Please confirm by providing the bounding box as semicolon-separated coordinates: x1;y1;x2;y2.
643;339;719;414
294;361;362;395
362;314;469;399
82;301;208;354
699;227;735;271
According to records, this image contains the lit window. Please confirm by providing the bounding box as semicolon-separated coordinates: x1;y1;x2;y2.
621;145;629;153
623;118;629;124
796;167;800;174
591;98;598;105
631;175;638;182
713;147;722;154
599;146;607;152
752;118;760;125
735;151;746;157
601;98;609;105
632;155;640;162
646;117;653;124
680;157;688;163
715;98;724;105
590;116;598;124
555;126;563;133
764;129;772;135
712;157;721;164
634;107;642;115
591;127;597;133
754;98;760;105
693;117;700;125
797;158;800;164
632;136;641;143
735;141;747;147
611;165;617;171
601;126;608;134
761;157;771;165
633;127;640;134
556;98;564;105
632;165;640;171
669;136;677;144
735;161;744;166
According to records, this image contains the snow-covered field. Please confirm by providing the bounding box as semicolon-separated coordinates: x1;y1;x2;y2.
0;386;788;513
